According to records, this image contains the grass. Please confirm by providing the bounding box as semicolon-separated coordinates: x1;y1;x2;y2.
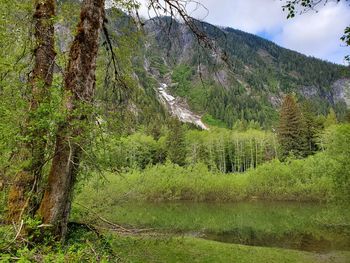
2;223;348;263
0;224;114;262
110;234;350;263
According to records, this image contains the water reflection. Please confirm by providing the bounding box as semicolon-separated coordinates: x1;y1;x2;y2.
96;201;350;252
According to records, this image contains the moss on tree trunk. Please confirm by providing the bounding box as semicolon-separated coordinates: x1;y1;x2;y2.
38;0;105;240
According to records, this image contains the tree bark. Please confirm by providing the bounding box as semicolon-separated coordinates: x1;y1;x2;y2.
7;0;56;223
38;0;105;240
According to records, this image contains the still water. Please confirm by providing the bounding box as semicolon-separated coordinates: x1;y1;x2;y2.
105;201;350;252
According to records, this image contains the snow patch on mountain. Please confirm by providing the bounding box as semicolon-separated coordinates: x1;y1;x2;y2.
157;83;208;130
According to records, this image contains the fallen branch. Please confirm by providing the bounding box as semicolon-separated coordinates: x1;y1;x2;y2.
86;240;100;262
13;219;24;242
75;202;153;234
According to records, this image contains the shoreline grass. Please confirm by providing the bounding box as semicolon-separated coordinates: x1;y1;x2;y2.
2;224;349;262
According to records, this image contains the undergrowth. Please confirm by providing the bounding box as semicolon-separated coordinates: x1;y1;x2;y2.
75;152;336;205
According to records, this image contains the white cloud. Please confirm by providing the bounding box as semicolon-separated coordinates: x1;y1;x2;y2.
136;0;285;32
193;0;286;33
273;1;350;64
135;0;350;64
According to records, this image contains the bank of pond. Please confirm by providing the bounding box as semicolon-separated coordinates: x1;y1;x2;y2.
72;201;350;253
70;155;350;262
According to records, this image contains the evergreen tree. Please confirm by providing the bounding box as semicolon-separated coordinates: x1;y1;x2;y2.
166;118;187;166
277;95;308;158
301;101;322;155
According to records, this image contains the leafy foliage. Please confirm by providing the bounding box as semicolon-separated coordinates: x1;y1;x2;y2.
322;124;350;202
91;126;278;174
75;152;336;203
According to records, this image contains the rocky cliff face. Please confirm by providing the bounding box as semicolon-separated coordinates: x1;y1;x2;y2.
332;79;350;107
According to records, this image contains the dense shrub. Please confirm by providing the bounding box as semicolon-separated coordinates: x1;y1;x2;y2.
75;151;337;206
322;124;350;202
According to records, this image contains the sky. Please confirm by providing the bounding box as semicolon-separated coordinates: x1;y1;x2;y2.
135;0;350;65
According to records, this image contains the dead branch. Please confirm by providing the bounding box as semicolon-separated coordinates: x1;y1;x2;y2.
12;219;24;242
75;202;153;234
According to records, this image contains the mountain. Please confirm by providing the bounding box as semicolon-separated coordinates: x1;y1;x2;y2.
55;4;350;130
141;17;350;127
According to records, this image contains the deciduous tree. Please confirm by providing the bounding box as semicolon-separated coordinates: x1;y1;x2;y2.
324;108;338;128
38;0;105;239
7;0;56;223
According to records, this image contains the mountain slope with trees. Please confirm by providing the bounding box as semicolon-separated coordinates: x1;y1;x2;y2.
135;17;350;128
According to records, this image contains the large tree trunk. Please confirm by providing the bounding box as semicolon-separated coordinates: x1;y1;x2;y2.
38;0;105;240
7;0;56;223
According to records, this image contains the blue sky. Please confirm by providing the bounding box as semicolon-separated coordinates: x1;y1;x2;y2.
135;0;350;65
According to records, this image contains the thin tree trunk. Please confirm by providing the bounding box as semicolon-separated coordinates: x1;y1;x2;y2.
7;0;56;223
255;139;258;167
38;0;105;240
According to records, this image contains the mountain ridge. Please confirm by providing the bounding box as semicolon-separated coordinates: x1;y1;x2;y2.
136;16;350;128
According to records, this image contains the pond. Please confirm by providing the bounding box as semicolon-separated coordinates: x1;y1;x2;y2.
90;201;350;252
